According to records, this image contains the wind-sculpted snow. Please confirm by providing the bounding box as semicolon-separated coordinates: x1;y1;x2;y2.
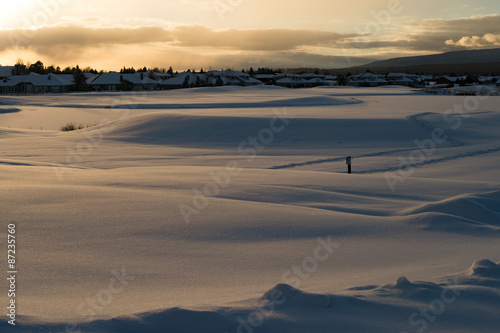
0;86;499;332
87;96;362;110
104;112;427;148
1;91;361;110
5;260;499;333
0;107;20;113
403;191;500;235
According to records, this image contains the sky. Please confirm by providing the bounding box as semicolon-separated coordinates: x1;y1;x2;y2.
0;0;500;71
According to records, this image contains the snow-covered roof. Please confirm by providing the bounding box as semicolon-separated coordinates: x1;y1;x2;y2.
87;72;121;85
478;76;500;81
0;66;14;78
161;72;208;86
0;75;25;87
351;72;386;79
152;72;172;80
301;73;321;78
308;78;325;83
87;72;159;86
275;73;301;79
84;73;98;79
123;73;159;85
386;73;418;78
254;74;275;79
276;77;307;84
206;70;250;77
33;73;74;86
387;76;414;82
245;77;263;84
349;78;388;84
438;76;466;82
0;73;74;87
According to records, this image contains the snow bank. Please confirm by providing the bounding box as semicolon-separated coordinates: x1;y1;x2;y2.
6;260;499;333
0;107;20;113
403;191;500;235
102;111;429;149
1;86;499;332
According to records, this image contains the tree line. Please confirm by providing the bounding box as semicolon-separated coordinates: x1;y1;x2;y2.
14;59;293;77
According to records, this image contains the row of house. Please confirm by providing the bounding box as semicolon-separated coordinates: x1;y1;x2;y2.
86;72;160;91
0;69;338;93
85;70;266;91
346;73;435;87
1;65;498;93
347;73;500;87
0;73;86;93
0;69;270;93
435;75;500;86
253;73;337;88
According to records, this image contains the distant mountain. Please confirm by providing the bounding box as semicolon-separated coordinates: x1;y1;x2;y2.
363;48;500;68
331;49;500;75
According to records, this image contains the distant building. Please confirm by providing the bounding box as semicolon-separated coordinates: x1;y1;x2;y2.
86;72;159;91
0;65;28;80
347;73;388;87
253;74;276;84
324;74;337;81
385;73;418;86
275;77;309;88
435;76;465;85
160;72;211;89
0;66;15;80
159;70;263;89
478;76;500;85
0;73;74;93
307;77;328;87
206;70;262;86
301;73;324;80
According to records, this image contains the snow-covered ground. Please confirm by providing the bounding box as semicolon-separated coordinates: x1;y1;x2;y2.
0;86;499;332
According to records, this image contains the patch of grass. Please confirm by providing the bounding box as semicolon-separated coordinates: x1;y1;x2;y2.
61;122;98;132
61;123;81;131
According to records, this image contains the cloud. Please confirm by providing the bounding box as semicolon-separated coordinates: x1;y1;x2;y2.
0;24;371;69
343;14;500;52
169;26;356;51
445;33;500;48
1;25;172;50
413;14;500;36
404;14;500;51
1;24;356;53
3;14;500;55
210;51;377;69
1;14;500;70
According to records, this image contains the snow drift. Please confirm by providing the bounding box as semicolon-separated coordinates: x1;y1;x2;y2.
4;260;499;333
1;86;499;332
0;107;20;113
403;191;500;235
103;112;431;148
